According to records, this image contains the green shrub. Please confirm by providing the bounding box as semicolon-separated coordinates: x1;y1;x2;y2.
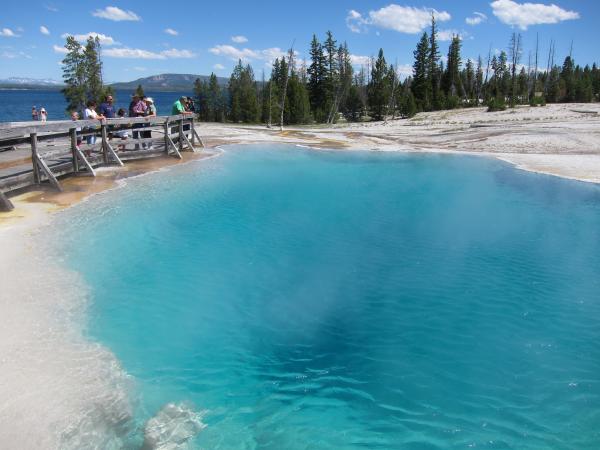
529;96;547;107
487;97;507;112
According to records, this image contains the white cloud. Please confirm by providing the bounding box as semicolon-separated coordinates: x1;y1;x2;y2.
491;0;579;30
0;28;19;38
161;48;195;58
103;47;196;59
347;5;451;34
40;25;50;35
92;6;141;22
61;32;117;46
1;50;31;59
231;35;248;44
350;54;371;66
346;10;367;33
45;4;58;12
437;29;470;41
466;12;487;25
213;63;225;70
53;44;68;54
164;28;178;36
209;44;257;61
132;66;147;71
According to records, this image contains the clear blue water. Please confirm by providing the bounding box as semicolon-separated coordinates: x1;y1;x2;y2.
54;146;600;449
0;89;188;122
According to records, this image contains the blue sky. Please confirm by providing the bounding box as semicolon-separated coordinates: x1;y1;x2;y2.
0;1;597;82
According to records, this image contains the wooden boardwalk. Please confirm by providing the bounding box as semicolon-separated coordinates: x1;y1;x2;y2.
0;115;204;211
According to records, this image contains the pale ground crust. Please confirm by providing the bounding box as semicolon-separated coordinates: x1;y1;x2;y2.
0;103;599;448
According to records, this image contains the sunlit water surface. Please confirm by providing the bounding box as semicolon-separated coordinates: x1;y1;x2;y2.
54;145;600;449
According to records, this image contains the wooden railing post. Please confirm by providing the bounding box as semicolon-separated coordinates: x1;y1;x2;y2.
30;132;40;184
178;117;184;153
101;122;109;164
70;128;79;172
190;117;196;147
164;119;170;155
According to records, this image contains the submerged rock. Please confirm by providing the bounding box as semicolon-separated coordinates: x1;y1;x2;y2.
142;403;206;450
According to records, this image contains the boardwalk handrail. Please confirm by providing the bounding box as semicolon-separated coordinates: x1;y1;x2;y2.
0;114;204;210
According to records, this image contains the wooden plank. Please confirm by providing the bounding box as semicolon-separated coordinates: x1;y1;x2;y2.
166;133;182;159
178;120;184;153
30;133;40;184
192;128;205;148
0;190;14;212
70;128;79;173
74;146;97;176
181;131;195;152
36;154;63;191
105;140;124;166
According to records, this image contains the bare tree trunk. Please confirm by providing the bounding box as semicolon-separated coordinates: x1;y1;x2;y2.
279;46;294;131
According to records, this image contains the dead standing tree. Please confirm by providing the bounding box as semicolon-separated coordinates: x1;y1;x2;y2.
279;43;295;131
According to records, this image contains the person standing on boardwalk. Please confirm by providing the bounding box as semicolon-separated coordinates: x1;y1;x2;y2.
98;94;116;119
172;96;193;137
130;95;147;149
83;101;105;146
40;107;47;123
142;97;156;149
31;106;38;121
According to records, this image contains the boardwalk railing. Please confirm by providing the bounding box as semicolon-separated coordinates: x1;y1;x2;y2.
0;114;204;211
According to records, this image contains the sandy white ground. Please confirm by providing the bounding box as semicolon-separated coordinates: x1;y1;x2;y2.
196;103;600;183
1;102;599;448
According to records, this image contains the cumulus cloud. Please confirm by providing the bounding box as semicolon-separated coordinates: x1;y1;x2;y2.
213;63;225;70
164;28;178;36
40;25;50;35
491;0;579;30
53;44;68;54
209;44;286;63
350;54;371;66
231;35;248;43
103;47;196;59
437;29;470;41
1;50;31;59
0;28;19;37
347;5;451;34
466;12;487;25
92;6;141;22
61;32;117;46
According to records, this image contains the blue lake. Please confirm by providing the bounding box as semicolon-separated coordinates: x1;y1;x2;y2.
53;146;600;448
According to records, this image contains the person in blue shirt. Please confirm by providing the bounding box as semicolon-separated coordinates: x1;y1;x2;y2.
98;94;116;118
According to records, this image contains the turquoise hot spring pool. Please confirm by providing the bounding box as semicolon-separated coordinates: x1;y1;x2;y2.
52;145;600;449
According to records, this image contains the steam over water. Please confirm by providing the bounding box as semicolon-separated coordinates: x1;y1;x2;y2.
20;145;600;448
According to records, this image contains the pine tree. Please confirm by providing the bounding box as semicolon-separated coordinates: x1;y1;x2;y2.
61;36;86;113
442;35;463;107
367;49;390;121
135;84;145;97
307;35;327;122
412;32;430;111
428;14;442;110
83;36;109;104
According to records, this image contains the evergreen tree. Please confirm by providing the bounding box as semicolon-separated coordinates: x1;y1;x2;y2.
367;49;391;121
135;84;145;98
228;60;259;123
561;56;576;102
307;35;327;122
412;32;430;111
61;36;86;113
428;14;442;110
83;36;109;103
442;35;463;106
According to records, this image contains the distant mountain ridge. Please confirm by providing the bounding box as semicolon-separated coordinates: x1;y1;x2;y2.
0;73;228;92
109;73;228;92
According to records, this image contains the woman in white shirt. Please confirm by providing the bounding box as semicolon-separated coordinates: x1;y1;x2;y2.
83;100;105;144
